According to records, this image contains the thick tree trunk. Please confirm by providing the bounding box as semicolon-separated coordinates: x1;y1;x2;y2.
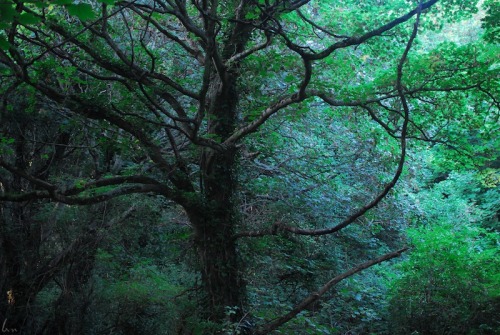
176;11;254;327
183;66;248;326
190;209;244;321
186;146;245;325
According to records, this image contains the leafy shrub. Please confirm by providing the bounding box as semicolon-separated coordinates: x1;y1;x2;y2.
387;222;500;335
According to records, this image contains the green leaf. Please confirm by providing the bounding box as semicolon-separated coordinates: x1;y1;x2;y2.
0;4;16;28
66;3;96;21
17;12;42;25
0;35;9;50
284;74;295;83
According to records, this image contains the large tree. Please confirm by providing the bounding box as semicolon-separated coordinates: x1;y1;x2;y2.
0;0;498;333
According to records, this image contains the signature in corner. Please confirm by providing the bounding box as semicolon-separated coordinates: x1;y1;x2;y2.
2;319;18;333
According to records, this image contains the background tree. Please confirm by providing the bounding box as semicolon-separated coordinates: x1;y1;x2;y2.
0;0;498;333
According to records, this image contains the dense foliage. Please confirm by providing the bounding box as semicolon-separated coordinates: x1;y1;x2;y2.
389;171;500;334
0;0;498;334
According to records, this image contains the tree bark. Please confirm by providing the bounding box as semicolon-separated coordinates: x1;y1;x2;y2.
184;16;253;321
181;152;249;329
188;202;244;323
187;140;245;323
182;49;249;327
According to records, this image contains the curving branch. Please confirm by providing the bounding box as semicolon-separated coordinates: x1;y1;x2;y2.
224;94;302;145
290;0;437;60
0;184;169;205
0;158;57;192
225;32;272;66
298;58;312;99
278;3;422;237
296;9;350;39
255;247;409;334
0;155;176;203
237;3;423;239
228;78;483;150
